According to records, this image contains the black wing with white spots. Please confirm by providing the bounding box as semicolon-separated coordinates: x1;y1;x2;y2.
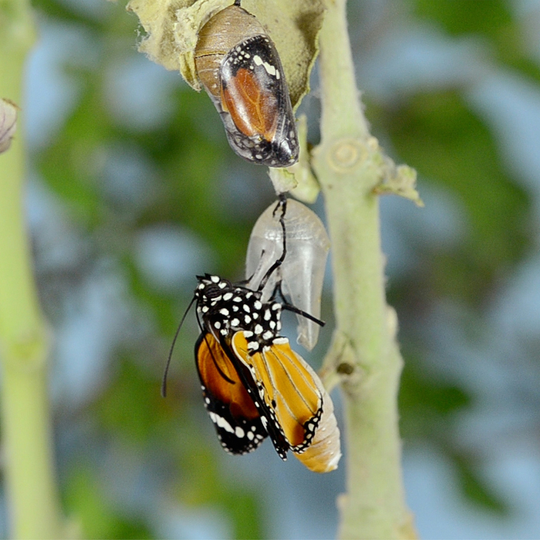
195;332;267;455
194;274;295;460
194;273;283;350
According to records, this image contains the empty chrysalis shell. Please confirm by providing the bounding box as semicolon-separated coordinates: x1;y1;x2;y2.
194;3;299;167
246;199;330;351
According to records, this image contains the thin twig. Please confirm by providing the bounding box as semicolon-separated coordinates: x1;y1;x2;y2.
0;0;64;537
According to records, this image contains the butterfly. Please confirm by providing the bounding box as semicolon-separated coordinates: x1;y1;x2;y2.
165;197;340;472
192;274;340;473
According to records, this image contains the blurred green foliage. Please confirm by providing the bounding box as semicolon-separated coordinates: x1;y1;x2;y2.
414;0;540;83
386;90;530;303
380;0;538;518
27;0;540;537
33;0;270;537
414;0;513;40
64;466;153;539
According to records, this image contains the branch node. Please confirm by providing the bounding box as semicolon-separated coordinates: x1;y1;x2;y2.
320;329;367;395
1;325;51;373
328;138;366;172
373;157;423;206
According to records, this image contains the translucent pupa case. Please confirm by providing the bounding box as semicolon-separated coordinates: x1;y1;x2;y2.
246;199;330;351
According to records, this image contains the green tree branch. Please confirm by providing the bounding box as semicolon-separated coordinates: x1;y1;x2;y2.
312;0;418;538
0;1;63;537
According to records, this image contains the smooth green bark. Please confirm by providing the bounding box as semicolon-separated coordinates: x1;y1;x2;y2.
0;1;63;537
313;0;418;538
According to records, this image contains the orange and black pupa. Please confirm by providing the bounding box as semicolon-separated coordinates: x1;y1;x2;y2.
195;0;299;167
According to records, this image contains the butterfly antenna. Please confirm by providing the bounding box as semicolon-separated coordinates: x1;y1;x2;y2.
274;282;325;327
162;295;197;397
281;302;325;327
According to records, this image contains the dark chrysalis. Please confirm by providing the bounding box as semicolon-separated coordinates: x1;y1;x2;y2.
194;1;299;167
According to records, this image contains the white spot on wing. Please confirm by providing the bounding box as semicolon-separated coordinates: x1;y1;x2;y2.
209;412;234;434
263;62;276;75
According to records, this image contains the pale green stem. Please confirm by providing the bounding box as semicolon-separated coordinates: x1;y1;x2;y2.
0;1;64;538
312;0;418;538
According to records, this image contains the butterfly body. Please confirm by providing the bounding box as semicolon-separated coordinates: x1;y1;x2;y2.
195;274;282;351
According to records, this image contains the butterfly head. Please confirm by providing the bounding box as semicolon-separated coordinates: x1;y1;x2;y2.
194;274;283;349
